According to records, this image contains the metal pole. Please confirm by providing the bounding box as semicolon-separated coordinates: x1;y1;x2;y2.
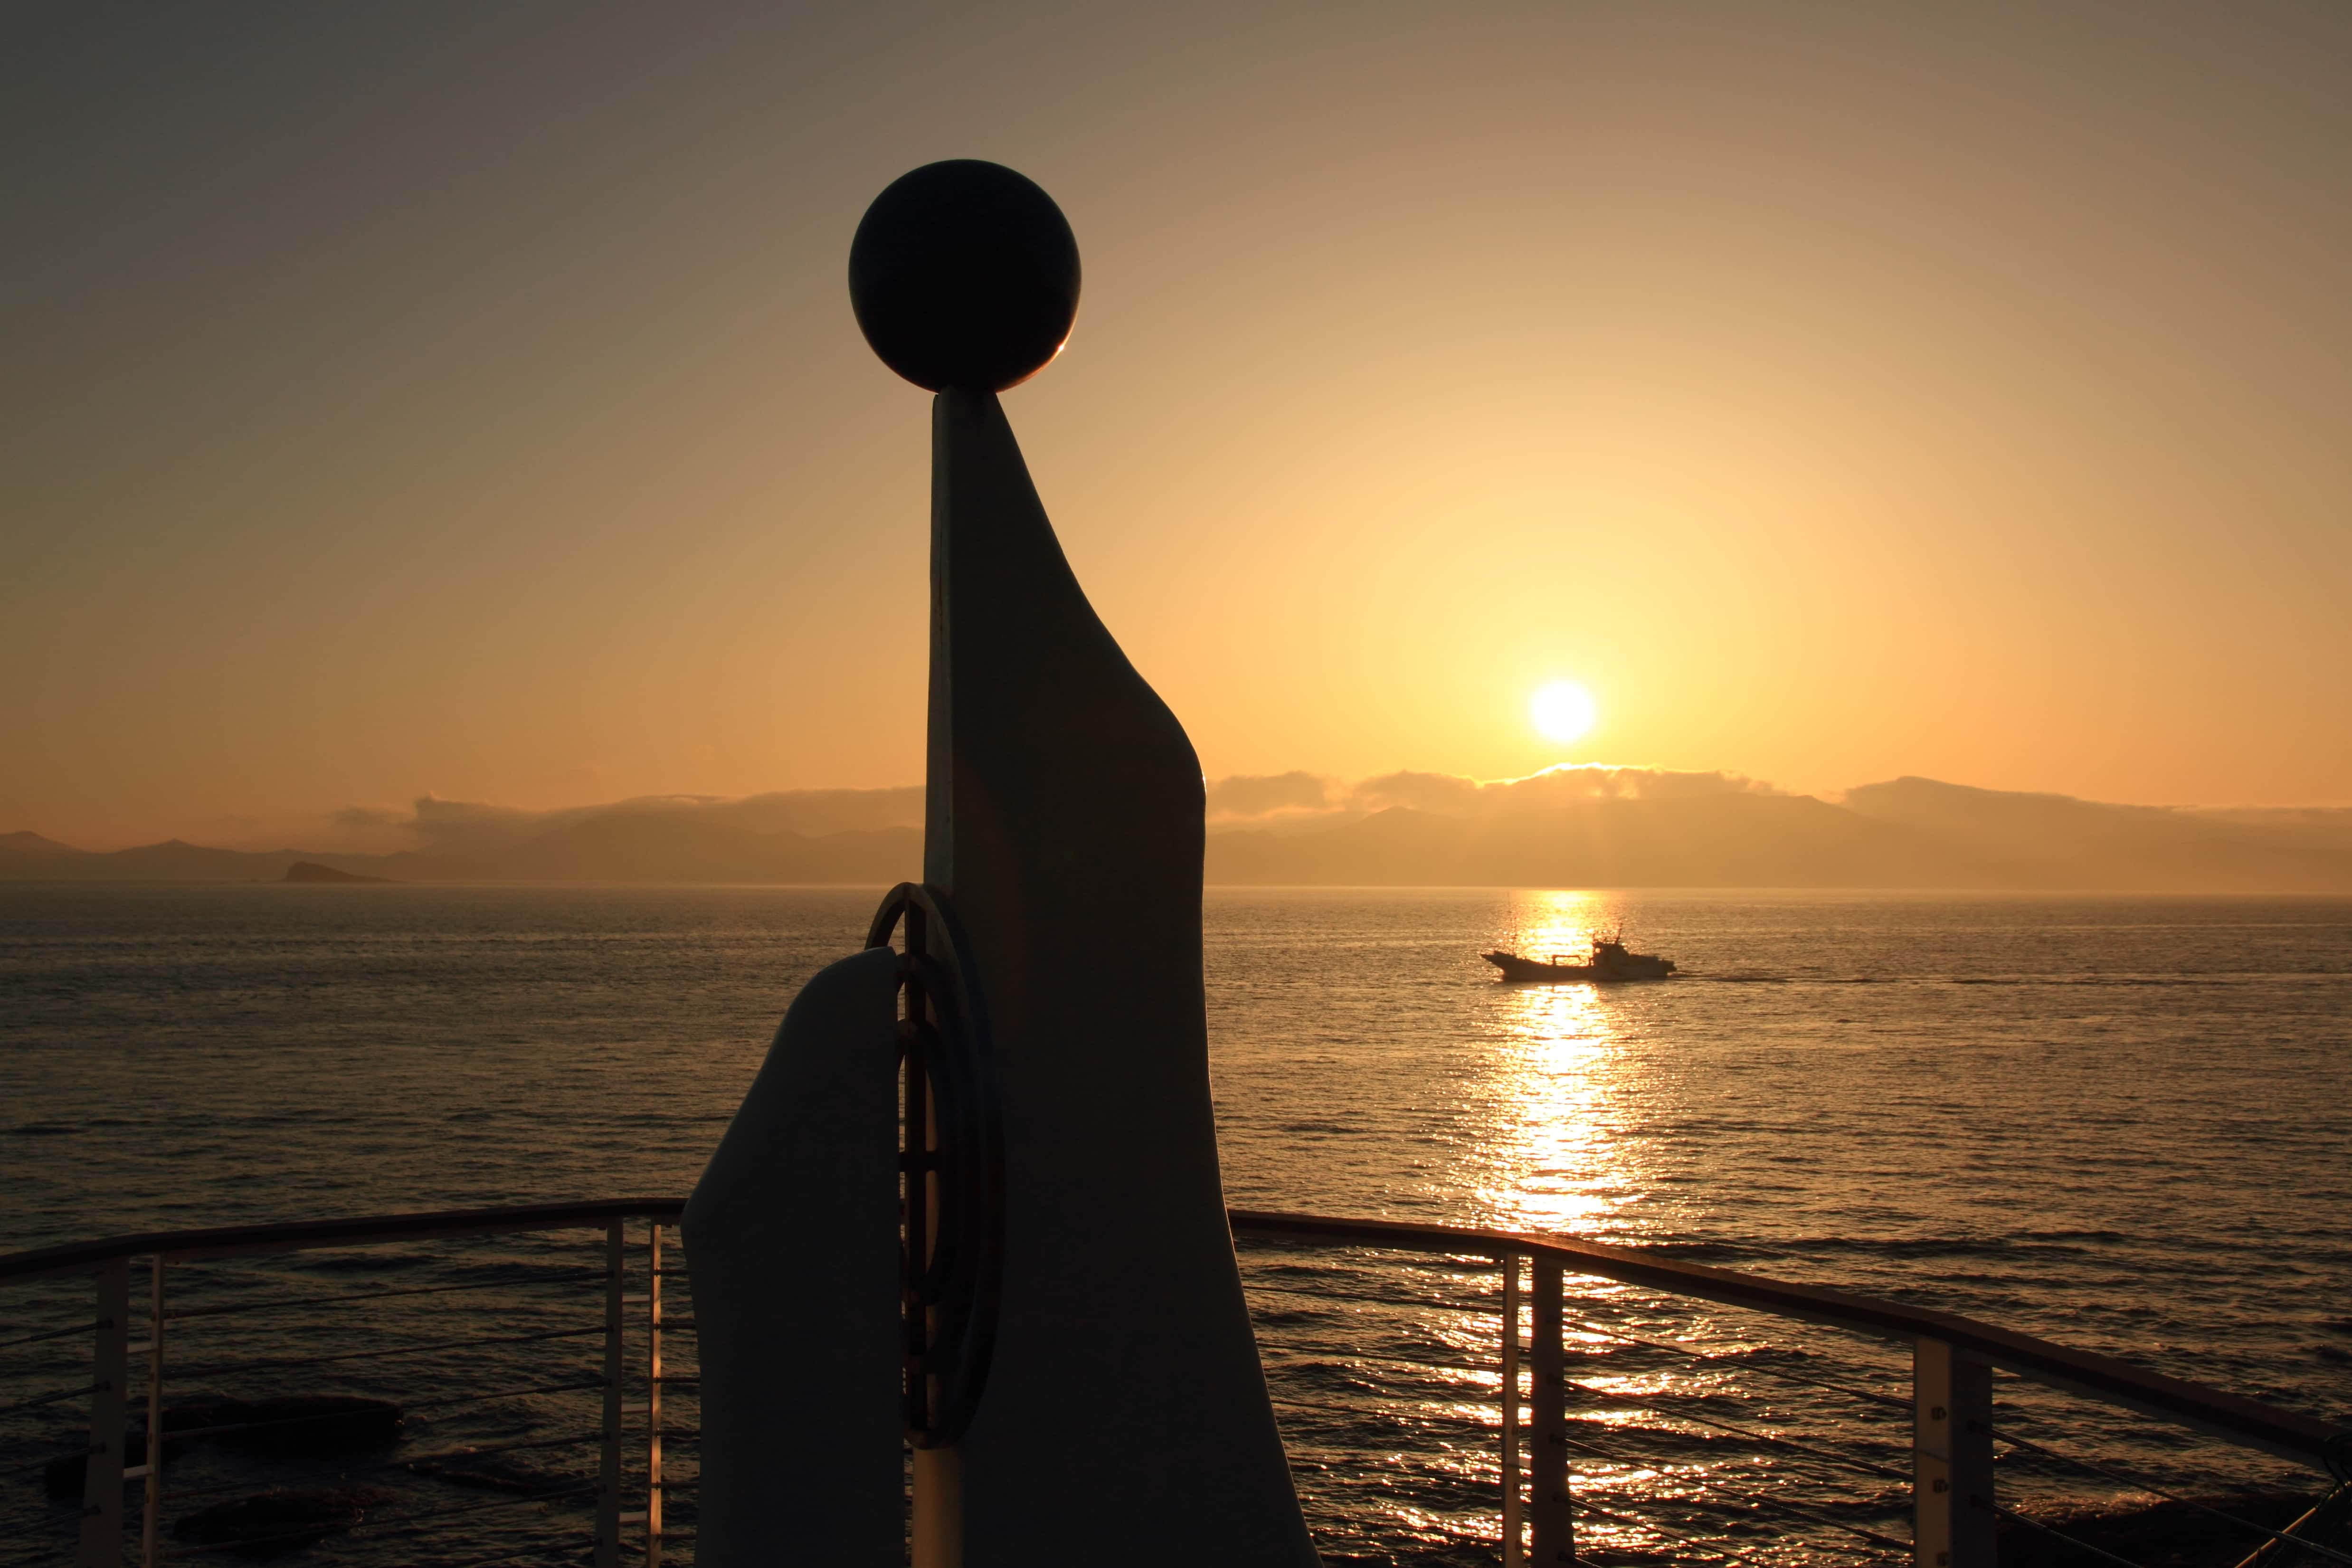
139;1257;164;1568
76;1260;129;1568
597;1220;624;1568
1502;1253;1524;1568
1914;1336;1995;1568
912;1449;962;1568
1528;1257;1574;1566
646;1222;663;1568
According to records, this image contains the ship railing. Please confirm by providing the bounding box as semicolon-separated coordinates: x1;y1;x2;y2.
1;1202;2345;1567
0;1202;686;1568
1230;1212;2352;1567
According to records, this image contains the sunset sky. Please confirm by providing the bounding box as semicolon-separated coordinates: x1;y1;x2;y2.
7;4;2349;849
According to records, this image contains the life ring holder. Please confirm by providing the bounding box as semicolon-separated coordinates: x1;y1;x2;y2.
865;882;1004;1447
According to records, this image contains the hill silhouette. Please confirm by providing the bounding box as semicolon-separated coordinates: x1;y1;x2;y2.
7;777;2349;891
0;831;81;855
1836;778;2351;890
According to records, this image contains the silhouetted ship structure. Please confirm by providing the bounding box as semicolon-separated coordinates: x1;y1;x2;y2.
6;160;2345;1568
1483;935;1677;982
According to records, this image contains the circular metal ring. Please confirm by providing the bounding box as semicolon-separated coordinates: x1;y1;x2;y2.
867;882;1004;1446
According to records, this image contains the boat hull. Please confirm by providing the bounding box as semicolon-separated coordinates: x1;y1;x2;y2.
1482;950;1674;983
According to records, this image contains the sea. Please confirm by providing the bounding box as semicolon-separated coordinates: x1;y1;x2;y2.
3;885;2349;1565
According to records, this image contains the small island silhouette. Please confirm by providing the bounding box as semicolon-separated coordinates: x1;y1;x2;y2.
283;861;392;885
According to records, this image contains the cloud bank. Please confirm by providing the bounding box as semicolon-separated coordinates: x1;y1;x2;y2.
1207;764;1781;833
314;767;1771;852
324;787;929;853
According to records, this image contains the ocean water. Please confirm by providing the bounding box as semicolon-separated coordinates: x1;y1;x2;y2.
2;885;2348;1563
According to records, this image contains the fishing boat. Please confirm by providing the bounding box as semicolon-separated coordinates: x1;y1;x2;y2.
1483;935;1676;982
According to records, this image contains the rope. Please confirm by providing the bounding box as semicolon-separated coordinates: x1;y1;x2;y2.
0;1381;100;1417
1993;1425;2352;1568
165;1322;601;1379
1560;1373;1912;1485
2233;1482;2352;1568
0;1319;100;1352
158;1479;601;1559
408;1375;611;1411
1561;1313;1911;1415
1557;1430;1908;1558
160;1267;606;1323
1247;1278;1504;1317
1987;1497;2151;1568
1268;1388;1904;1562
1564;1491;1782;1568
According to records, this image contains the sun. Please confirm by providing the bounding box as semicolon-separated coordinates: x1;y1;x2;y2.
1530;681;1596;745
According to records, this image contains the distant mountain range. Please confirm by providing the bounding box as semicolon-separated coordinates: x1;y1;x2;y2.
1207;779;2352;891
0;821;921;887
8;777;2351;891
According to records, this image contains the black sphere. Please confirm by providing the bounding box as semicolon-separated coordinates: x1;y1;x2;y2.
848;161;1081;393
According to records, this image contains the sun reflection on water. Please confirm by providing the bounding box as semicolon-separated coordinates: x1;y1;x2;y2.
1479;890;1636;1237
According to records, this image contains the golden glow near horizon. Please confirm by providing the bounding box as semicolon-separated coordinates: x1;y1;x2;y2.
4;7;2350;849
1530;682;1598;747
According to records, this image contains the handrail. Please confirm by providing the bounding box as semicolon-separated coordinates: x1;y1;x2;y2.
1229;1209;2350;1472
3;1198;2341;1473
0;1198;686;1285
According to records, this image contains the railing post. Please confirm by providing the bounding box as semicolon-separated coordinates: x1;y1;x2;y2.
76;1260;129;1568
1502;1253;1523;1568
646;1221;663;1568
597;1219;625;1568
139;1256;164;1568
1914;1336;1995;1568
1528;1256;1574;1566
